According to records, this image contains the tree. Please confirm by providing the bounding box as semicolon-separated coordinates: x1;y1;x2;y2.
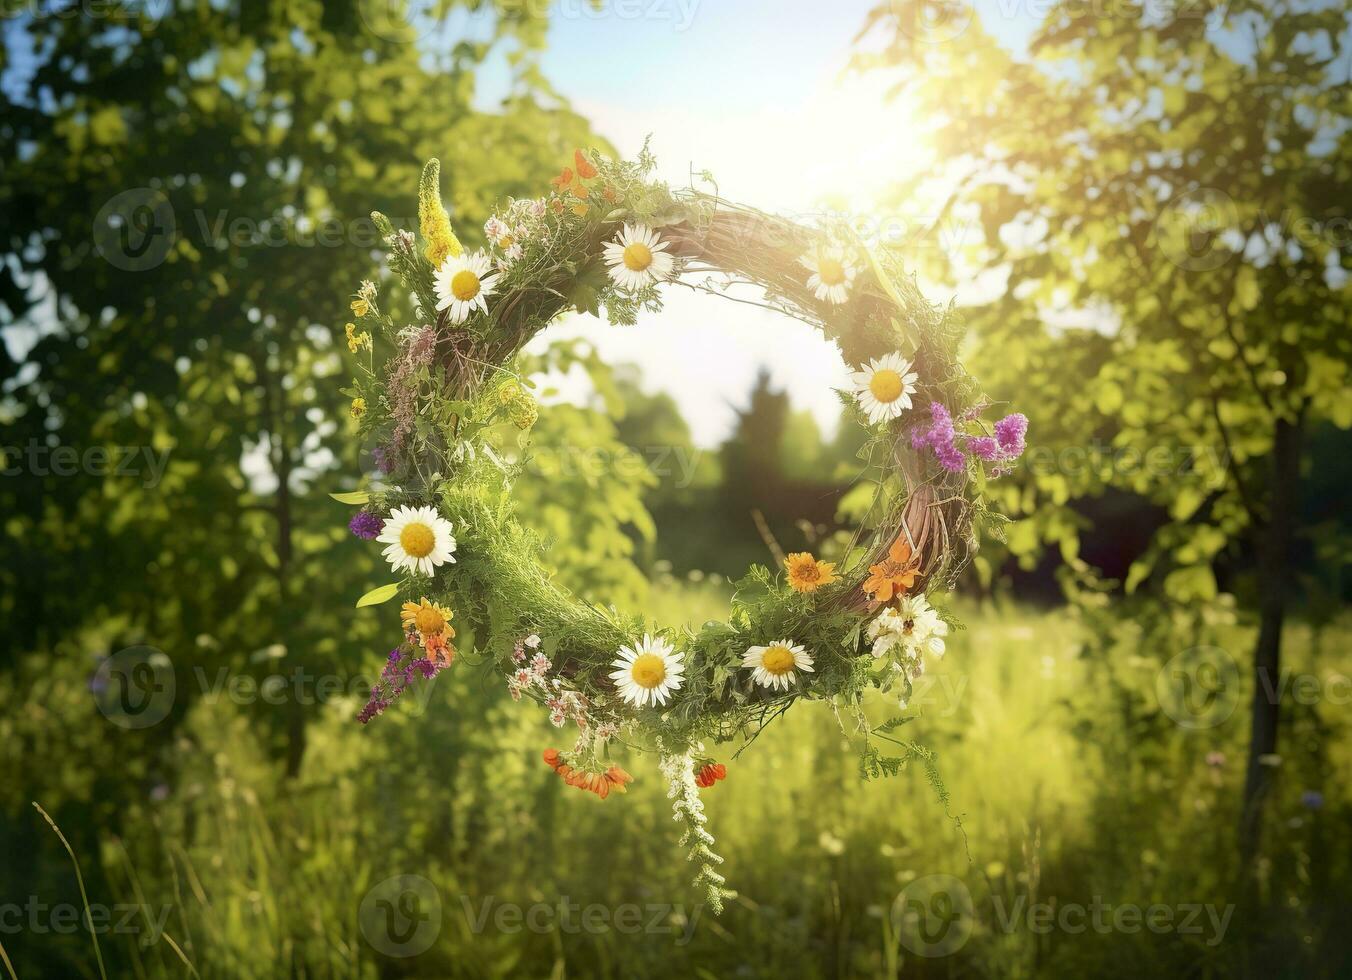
857;0;1350;858
0;0;599;774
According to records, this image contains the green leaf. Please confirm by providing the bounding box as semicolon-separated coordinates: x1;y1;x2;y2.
355;583;400;608
330;491;370;505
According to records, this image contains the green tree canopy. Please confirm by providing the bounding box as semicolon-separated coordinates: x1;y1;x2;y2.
859;0;1351;854
0;0;602;772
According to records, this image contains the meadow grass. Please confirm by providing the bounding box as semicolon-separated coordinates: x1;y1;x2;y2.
8;583;1349;978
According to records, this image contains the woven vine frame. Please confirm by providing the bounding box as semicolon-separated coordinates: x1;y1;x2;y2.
419;199;976;639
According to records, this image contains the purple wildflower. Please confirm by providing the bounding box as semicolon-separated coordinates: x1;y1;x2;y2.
929;401;955;438
349;511;383;540
1301;790;1325;811
968;436;1000;461
914;401;966;471
357;646;449;724
935;443;967;472
995;413;1028;457
913;401;1026;477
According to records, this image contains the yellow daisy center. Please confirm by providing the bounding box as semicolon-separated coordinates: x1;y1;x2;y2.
817;257;846;286
792;560;820;583
869;369;904;404
761;645;796;676
629;653;667;689
400;522;436;558
450;269;481;301
622;242;653;271
414;605;446;635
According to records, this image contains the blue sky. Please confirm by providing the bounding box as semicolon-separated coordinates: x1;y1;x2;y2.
2;2;1043;446
515;1;1039;445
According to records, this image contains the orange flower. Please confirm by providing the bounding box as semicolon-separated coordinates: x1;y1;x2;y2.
862;535;920;604
424;632;455;666
550;160;591;199
785;552;838;594
696;762;727;788
602;185;618;203
543;750;633;799
574;149;597;180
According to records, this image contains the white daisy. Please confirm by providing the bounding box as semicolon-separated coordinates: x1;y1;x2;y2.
608;634;685;708
742;639;815;691
376;505;457;577
433;250;501;324
867;593;947;660
603;224;674;290
801;248;858;305
851;351;919;426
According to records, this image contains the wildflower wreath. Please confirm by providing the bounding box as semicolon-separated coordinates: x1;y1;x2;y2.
337;147;1027;911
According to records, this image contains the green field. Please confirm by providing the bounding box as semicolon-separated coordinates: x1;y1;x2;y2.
5;580;1346;978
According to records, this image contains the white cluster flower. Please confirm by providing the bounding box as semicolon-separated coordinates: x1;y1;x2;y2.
658;743;729;913
546;689;587;729
866;594;949;669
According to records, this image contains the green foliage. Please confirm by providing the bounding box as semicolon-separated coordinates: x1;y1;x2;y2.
6;599;1349;976
0;1;602;771
859;0;1351;594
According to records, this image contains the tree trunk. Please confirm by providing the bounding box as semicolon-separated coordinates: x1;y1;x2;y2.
1239;412;1303;861
265;363;307;780
278;432;307;780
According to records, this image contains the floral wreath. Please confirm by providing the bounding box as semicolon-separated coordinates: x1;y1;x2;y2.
336;146;1027;911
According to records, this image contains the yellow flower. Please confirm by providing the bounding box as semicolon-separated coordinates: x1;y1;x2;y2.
350;298;370;317
571;201;590;217
346;322;369;353
350;397;366;419
419;158;463;267
401;597;455;640
785;552;838;594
